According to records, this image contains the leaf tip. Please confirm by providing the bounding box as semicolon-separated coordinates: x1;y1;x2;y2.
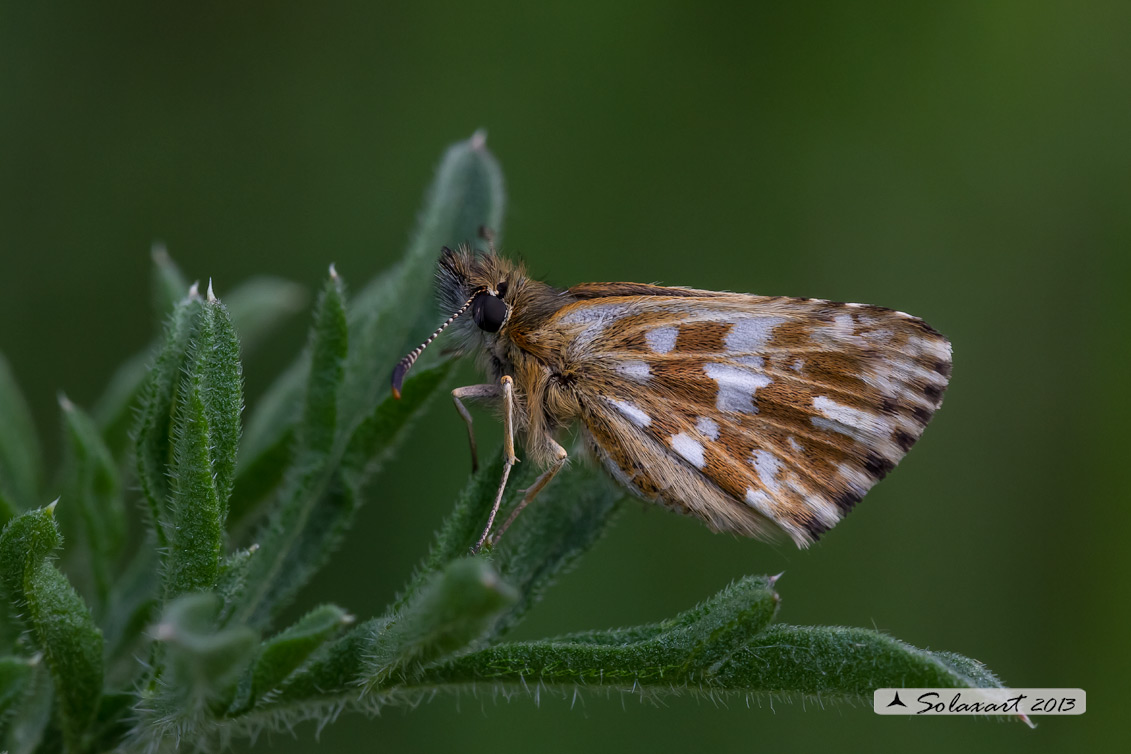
207;277;217;302
188;280;201;299
470;129;487;150
768;571;785;587
57;391;74;412
151;241;170;265
45;497;59;516
329;262;339;281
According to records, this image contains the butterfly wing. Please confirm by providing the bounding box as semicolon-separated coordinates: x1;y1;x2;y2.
541;288;952;546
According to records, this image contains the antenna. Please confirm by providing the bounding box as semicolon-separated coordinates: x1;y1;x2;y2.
391;287;486;398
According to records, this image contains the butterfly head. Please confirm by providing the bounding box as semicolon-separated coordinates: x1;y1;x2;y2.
391;244;527;398
436;244;518;336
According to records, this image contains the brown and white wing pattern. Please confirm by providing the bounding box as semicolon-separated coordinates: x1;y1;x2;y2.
544;291;952;546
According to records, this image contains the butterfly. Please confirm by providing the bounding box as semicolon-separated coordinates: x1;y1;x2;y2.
392;230;952;552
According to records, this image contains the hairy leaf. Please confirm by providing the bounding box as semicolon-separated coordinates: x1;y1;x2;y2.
165;292;243;598
422;576;1011;707
404;451;622;638
152;594;258;709
0;352;41;511
0;654;37;728
230;604;353;714
135;291;203;547
366;557;516;688
2;660;52;754
231;271;349;628
0;504;103;751
339;131;506;448
98;253;300;460
58;396;125;608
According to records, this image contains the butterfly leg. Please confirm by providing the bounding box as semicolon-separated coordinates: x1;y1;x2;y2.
471;375;519;554
489;439;568;547
451;383;502;473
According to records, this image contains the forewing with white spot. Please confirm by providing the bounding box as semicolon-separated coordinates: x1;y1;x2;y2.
543;291;952;546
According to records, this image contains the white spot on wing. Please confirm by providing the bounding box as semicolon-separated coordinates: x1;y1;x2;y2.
646;326;678;354
745;487;774;515
605;397;650;428
615;360;651;380
751;449;783;493
837;463;874;495
695;416;719;440
704;363;771;413
834;313;855;333
811;395;886;438
670;432;705;469
724;317;785;354
786;436;803;454
558;304;628;346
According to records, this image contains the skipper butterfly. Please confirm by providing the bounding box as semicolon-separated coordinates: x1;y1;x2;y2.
392;230;952;552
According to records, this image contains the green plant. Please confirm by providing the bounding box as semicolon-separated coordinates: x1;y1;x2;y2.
0;133;1023;753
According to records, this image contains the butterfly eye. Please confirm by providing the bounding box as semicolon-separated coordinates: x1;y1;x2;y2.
472;293;507;333
497;280;509;298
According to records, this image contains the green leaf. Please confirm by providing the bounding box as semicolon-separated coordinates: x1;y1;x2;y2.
58;395;125;609
153;594;258;709
296;270;349;463
230;604;353;714
135;290;203;547
229;359;304;532
2;659;52;754
164;292;243;598
256;559;516;714
421;575;1013;711
0;503;104;752
340;362;452;490
97;263;302;460
487;461;624;638
194;286;244;512
231;131;504;541
231;271;349;628
0;654;38;728
102;542;160;687
367;558;516;688
215;544;260;614
0;352;41;511
338;131;506;446
404;453;622;638
0;502;60;594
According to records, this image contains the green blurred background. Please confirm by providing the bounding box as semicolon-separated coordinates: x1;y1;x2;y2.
1;1;1126;752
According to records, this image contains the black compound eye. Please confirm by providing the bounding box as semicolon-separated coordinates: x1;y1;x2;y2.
471;293;507;333
496;280;509;298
